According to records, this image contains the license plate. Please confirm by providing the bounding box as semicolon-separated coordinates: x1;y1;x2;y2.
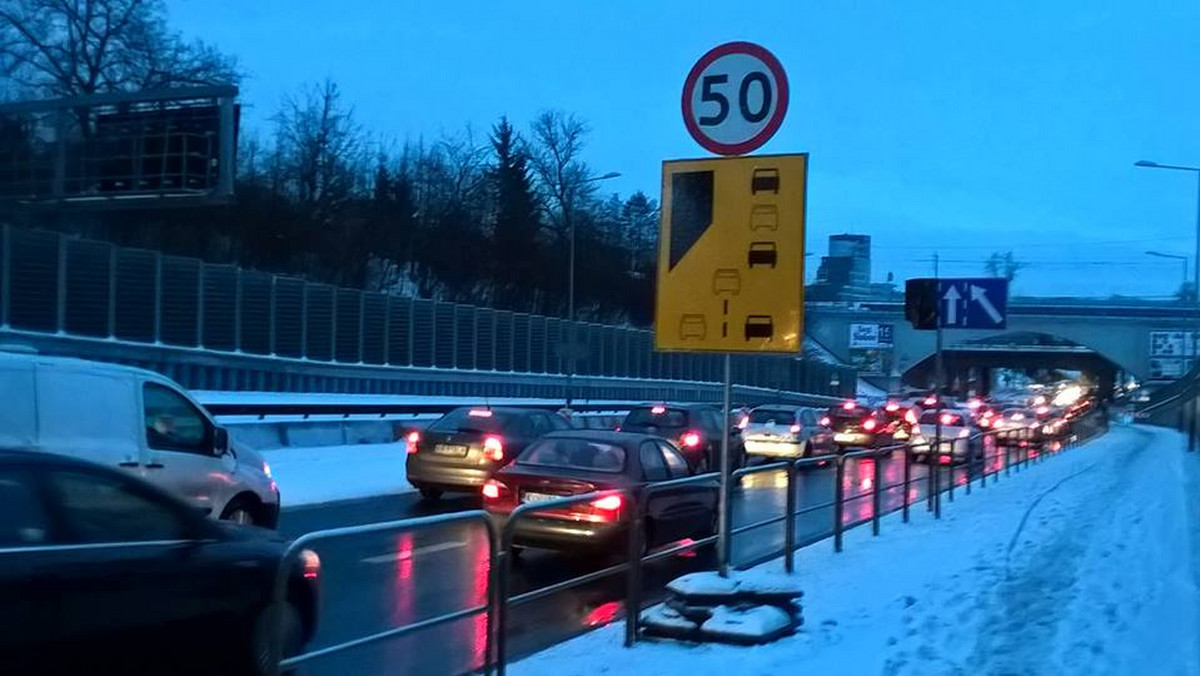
433;444;468;457
522;492;557;504
834;433;858;443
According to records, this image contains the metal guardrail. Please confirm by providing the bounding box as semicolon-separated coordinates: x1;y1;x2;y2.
268;511;499;676
268;410;1109;675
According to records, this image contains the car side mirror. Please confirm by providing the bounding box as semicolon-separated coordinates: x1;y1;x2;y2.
213;427;230;456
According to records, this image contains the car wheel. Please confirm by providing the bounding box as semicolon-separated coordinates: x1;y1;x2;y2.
419;488;443;501
249;601;303;676
221;496;260;526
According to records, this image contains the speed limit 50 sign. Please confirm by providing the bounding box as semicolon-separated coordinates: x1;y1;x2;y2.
682;41;789;156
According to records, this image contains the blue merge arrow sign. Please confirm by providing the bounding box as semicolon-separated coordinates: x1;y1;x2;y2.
936;278;1009;329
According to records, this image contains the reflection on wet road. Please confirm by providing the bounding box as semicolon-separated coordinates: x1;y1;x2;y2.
282;443;1036;676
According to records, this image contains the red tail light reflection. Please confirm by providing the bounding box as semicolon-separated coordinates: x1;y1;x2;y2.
482;479;504;500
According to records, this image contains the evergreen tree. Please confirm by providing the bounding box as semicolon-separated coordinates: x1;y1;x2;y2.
489;116;543;309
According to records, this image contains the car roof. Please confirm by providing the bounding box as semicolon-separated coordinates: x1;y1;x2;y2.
542;430;662;445
632;403;714;411
0;447;103;469
0;349;168;383
449;406;546;415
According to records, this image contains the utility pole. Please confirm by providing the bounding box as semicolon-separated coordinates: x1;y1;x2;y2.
933;252;944;519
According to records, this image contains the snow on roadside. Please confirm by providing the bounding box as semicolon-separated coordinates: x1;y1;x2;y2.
264;442;414;507
515;425;1200;676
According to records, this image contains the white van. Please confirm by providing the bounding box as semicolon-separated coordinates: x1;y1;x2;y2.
0;350;280;527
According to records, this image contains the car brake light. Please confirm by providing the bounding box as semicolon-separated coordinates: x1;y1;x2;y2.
1036;406;1050;416
940;413;954;426
468;409;493;417
958;429;970;438
406;430;420;454
738;415;749;429
904;410;917;425
591;495;623;511
651;405;666;414
299;549;321;580
483;436;505;462
924;396;937;405
842;401;856;410
979;418;991;428
790;423;801;434
939;455;951;465
681;431;702;448
482;479;504;500
819;416;831;427
885;402;899;412
862;418;878;432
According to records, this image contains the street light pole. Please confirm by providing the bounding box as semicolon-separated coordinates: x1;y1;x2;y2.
1136;160;1200;451
564;171;621;408
1145;250;1188;294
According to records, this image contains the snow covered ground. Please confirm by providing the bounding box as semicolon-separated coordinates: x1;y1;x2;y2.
516;424;1200;676
264;442;414;507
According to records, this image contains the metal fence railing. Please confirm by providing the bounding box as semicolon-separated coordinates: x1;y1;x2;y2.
265;414;1110;675
0;224;856;399
269;511;499;676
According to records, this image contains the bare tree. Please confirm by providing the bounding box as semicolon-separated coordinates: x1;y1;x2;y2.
529;110;596;237
273;79;367;222
0;0;238;99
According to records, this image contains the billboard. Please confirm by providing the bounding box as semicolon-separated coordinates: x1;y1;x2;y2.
850;323;894;349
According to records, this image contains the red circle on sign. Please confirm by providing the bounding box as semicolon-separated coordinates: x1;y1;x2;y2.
681;41;790;156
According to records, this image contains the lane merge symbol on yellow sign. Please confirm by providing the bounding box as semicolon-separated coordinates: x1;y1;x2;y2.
654;154;807;353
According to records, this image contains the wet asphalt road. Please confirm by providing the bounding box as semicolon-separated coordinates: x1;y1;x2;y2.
278;441;1020;676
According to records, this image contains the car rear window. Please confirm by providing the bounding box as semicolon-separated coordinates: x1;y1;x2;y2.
828;412;863;427
919;411;966;426
429;408;520;434
518;438;627;473
748;409;796;425
624;408;689;428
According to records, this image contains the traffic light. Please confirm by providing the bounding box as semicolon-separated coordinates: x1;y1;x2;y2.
905;278;939;330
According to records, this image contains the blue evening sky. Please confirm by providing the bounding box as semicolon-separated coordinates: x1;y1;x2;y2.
169;0;1200;298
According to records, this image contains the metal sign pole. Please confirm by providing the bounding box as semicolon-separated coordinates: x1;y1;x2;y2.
718;353;732;577
715;353;734;578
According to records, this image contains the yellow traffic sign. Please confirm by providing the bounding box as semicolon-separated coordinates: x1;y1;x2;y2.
654;154;807;353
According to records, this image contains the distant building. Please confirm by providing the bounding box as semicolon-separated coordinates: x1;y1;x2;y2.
808;234;874;301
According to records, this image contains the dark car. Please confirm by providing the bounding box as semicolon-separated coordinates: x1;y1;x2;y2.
875;401;920;443
0;449;319;675
406;406;570;500
482;431;717;555
825;401;887;450
619;404;744;471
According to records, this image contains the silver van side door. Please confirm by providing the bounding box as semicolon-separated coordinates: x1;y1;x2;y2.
138;381;229;517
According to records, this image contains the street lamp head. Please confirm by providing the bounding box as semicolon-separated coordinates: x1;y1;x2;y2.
597;171;621;180
1134;160;1159;168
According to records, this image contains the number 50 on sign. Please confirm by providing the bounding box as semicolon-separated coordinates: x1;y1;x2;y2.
682;42;790;156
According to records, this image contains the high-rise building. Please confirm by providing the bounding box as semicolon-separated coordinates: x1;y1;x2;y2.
808;234;873;301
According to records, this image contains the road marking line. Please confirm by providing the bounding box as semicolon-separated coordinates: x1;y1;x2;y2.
361;540;469;564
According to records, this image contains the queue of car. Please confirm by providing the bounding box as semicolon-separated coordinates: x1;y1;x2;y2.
0;351;1098;675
